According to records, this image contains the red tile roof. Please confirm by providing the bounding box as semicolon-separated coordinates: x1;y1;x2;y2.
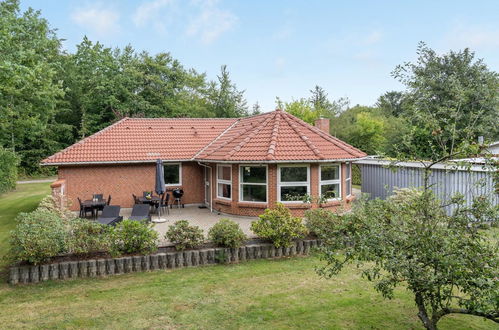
42;110;366;165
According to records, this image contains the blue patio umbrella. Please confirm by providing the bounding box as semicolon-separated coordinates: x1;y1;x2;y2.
155;159;166;217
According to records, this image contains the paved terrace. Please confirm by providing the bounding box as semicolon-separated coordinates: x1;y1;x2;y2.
119;206;258;245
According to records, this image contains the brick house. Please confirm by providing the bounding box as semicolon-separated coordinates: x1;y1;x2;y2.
43;110;366;216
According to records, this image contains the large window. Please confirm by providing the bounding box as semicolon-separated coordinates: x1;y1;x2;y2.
320;164;341;200
164;163;181;185
345;162;352;196
278;165;310;202
240;165;267;202
217;165;232;200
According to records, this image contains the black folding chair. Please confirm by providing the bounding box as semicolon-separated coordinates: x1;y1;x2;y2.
129;204;151;222
97;205;123;226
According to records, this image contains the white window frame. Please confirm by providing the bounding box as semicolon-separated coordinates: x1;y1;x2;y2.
319;163;342;201
163;162;182;186
216;164;232;200
239;164;268;203
277;164;310;203
345;162;352;197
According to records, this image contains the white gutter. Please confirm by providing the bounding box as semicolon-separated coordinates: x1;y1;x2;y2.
197;162;213;213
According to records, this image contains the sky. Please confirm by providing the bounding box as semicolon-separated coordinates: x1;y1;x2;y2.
21;0;499;112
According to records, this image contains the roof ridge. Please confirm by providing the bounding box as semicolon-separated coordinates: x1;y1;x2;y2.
200;116;266;158
266;111;281;160
286;112;365;157
281;112;325;160
41;117;130;163
125;117;239;121
192;118;240;159
224;114;275;161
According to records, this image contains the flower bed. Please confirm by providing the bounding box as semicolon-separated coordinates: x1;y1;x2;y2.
9;239;321;285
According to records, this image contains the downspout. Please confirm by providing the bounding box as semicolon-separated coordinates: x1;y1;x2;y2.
197;162;213;213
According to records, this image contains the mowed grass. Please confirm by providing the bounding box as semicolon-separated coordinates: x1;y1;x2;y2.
0;182;51;267
0;182;496;329
0;257;496;329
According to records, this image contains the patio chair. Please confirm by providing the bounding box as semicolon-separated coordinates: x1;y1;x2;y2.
93;193;104;201
161;193;170;215
128;204;151;222
78;197;93;218
96;195;112;216
132;194;139;204
96;205;123;226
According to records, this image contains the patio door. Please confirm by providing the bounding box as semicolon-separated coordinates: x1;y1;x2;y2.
204;166;211;208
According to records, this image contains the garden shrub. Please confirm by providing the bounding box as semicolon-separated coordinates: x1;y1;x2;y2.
37;195;74;220
250;203;308;247
305;208;343;240
0;147;19;194
208;218;246;248
10;209;67;264
165;220;204;250
66;218;110;255
109;220;158;256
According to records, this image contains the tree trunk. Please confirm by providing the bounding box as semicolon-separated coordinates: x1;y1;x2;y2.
415;293;438;330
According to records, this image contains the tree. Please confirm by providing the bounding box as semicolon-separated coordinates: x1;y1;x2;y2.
209;65;248;118
251;102;262;115
376;91;409;117
0;0;65;173
318;185;498;329
392;42;499;160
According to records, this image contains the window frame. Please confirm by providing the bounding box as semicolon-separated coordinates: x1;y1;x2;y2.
163;162;182;186
345;162;352;197
239;164;268;203
216;164;232;200
319;163;342;201
277;164;310;203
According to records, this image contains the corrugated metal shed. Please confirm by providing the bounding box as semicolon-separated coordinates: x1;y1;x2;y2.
356;158;498;214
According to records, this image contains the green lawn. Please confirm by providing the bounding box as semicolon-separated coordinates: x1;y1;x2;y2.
0;182;496;329
0;182;51;268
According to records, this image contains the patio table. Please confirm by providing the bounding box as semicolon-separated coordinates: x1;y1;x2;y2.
137;196;161;213
82;200;106;219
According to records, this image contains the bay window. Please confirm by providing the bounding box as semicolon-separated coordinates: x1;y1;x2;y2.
278;165;310;202
320;164;341;200
163;163;181;186
240;165;267;202
217;165;232;200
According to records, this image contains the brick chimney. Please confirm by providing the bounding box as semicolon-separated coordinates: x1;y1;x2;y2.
314;118;330;134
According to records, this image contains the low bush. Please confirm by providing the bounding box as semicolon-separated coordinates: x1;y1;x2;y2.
305;208;343;240
208;218;246;248
10;209;67;264
0;146;19;194
165;220;204;250
66;218;110;255
37;195;74;220
109;220;158;256
250;203;308;248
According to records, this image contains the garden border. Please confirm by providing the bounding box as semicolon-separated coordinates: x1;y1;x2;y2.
9;239;321;285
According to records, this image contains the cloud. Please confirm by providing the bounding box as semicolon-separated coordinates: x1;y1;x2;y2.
363;30;383;45
71;4;120;37
186;1;238;44
446;25;499;49
132;0;174;29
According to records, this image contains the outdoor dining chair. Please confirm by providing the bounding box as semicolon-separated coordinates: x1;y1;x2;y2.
161;193;170;215
128;204;151;222
132;194;139;204
96;195;112;216
78;197;93;218
96;205;123;226
93;194;104;201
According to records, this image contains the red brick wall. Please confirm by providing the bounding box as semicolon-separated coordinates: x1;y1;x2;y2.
211;162;353;217
56;161;354;215
59;162;205;211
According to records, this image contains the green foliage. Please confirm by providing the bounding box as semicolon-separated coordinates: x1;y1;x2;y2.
165;220;205;251
9;209;67;264
317;188;499;328
208;218;247;248
392;42;499;160
351;164;361;186
109;220;158;256
0;146;18;193
209;65;248;118
36;195;73;220
66;218;110;255
304;208;345;242
250;203;308;247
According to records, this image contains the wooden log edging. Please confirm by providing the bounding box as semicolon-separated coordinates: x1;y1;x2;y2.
8;239;321;285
